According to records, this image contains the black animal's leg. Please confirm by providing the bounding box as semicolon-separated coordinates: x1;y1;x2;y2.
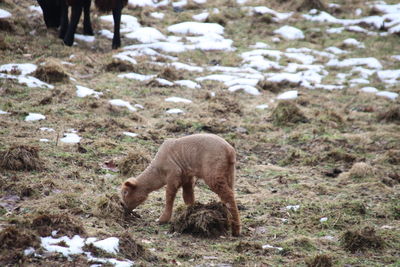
83;0;94;35
59;1;69;39
112;0;123;49
63;4;82;46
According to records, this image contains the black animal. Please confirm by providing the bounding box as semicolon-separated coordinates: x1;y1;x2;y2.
37;0;127;49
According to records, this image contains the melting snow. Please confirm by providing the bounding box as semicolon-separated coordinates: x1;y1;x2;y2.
327;58;383;69
125;27;166;43
150;12;164;19
0;8;11;19
377;70;400;84
74;34;95;43
228;85;261;96
118;72;156;81
123;132;139;137
0;110;9;115
320;217;328;222
76;85;103;98
256;104;269;110
165;97;192;103
166;108;184;114
168;22;224;35
343;38;365;48
25;113;45;121
109;99;137;111
41;235;85;258
273;25;304;40
0;63;37;75
286;205;300;211
60;133;81;144
193;12;209;21
250;6;293;21
262;244;283;251
360;87;378;93
175;80;201;89
277;90;298;100
86;237;120;254
376;91;398;100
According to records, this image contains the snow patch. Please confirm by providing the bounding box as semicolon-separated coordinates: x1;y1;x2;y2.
273;25;304;40
25;113;45;122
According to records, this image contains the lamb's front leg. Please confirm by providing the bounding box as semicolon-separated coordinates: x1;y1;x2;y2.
158;183;179;224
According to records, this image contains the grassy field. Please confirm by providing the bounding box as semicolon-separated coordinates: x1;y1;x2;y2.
0;0;399;266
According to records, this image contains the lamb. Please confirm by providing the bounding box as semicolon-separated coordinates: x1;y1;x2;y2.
37;0;127;49
120;134;241;236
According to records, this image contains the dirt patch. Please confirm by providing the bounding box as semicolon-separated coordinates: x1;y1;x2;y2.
0;19;14;32
105;59;135;72
31;214;85;237
33;58;69;83
341;226;385;253
306;254;332;267
297;0;326;11
257;79;298;93
169;202;231;238
271;101;308;126
118;148;152;177
235;241;263;253
93;193;140;226
377;105;400;124
0;145;43;171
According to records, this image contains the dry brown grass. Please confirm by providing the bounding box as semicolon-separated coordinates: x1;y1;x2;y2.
33;58;69;83
271;101;308;126
341;226;385;253
170;202;231;238
0;145;43;171
118;148;152;177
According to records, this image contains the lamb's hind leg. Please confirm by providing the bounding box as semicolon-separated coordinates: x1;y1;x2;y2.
83;0;94;35
182;177;195;205
210;180;241;237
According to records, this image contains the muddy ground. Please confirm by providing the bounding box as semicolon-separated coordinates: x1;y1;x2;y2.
0;0;399;266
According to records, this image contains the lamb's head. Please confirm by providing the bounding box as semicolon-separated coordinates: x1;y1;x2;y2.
120;179;148;211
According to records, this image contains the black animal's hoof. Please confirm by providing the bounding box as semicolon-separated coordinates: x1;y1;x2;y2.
63;38;74;47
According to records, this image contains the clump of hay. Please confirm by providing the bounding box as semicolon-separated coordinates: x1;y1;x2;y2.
306;254;333;267
117;232;154;261
208;93;242;116
118;149;152;177
348;162;374;179
0;145;43;171
158;66;182;81
341;226;385;253
324;148;356;164
384;150;400;165
271;101;308;126
0;226;39;250
169;202;231;238
105;59;135;72
257;79;297;93
33;59;69;83
31;214;85;237
0;226;40;265
377;105;400;124
93;193;140;226
297;0;326;11
206;13;227;26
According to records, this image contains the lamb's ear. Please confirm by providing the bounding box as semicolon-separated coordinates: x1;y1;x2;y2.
124;180;136;189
